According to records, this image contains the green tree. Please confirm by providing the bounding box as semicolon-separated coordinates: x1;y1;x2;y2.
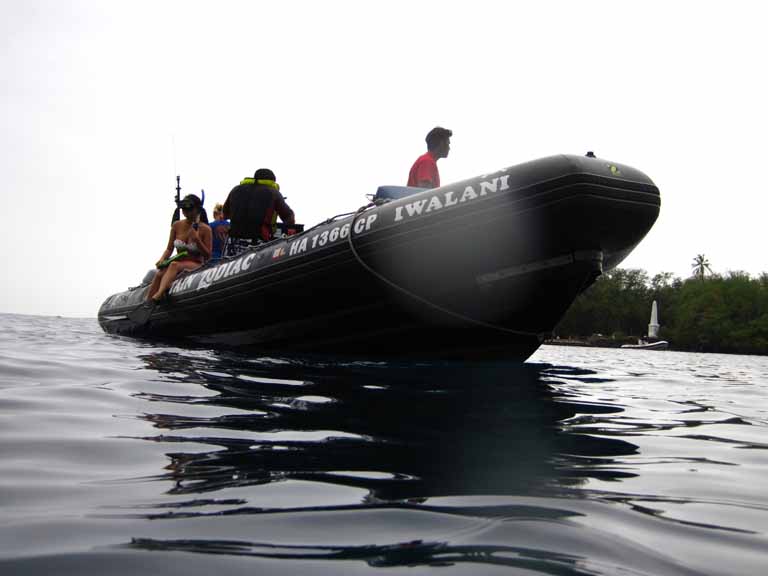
555;265;768;355
691;254;712;281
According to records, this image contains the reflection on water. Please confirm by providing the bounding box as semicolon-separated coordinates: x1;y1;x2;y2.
2;316;768;575
110;350;663;573
130;351;635;508
128;536;596;573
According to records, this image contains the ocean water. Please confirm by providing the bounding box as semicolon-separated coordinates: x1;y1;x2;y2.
1;314;768;575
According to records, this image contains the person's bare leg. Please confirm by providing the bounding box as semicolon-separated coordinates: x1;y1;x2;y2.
151;260;199;301
146;269;165;301
151;262;180;301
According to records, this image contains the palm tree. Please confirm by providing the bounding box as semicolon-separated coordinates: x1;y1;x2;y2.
691;254;712;281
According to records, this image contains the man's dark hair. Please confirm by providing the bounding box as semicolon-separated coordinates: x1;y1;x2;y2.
254;168;276;181
426;127;452;150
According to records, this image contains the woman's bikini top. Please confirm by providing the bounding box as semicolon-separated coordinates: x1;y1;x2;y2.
174;238;199;254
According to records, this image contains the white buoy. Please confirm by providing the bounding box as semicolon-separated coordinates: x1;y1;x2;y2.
648;300;660;339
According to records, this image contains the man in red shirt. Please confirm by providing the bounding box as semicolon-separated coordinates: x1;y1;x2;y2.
407;126;452;188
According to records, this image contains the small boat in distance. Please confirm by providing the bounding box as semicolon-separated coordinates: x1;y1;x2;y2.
621;301;669;350
621;340;669;350
99;154;661;361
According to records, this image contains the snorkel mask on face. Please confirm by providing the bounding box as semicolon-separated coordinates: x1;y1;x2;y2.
177;194;200;212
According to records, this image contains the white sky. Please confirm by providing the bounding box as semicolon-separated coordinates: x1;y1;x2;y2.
1;0;766;317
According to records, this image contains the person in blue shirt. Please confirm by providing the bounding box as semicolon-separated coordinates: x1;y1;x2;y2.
209;202;230;261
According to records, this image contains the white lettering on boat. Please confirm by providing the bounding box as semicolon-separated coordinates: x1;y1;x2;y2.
353;213;378;235
394;175;510;222
401;199;428;219
460;185;478;202
278;221;352;260
289;237;308;256
425;195;443;212
169;252;258;294
170;273;195;294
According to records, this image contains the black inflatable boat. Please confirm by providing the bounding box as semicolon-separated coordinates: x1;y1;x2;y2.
98;154;660;361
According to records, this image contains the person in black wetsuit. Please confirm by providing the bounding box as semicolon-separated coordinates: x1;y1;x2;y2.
222;168;295;257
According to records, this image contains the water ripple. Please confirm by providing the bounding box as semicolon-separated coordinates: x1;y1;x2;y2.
2;316;768;575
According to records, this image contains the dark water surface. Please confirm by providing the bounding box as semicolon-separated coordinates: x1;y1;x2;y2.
2;314;768;575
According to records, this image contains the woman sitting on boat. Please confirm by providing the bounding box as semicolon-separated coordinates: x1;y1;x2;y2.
146;194;212;302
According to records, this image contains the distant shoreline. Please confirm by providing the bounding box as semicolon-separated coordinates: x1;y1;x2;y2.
544;339;595;348
543;339;768;356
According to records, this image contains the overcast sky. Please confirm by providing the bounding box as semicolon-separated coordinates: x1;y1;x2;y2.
2;0;766;317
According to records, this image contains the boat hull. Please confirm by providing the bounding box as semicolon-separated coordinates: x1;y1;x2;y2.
99;155;660;361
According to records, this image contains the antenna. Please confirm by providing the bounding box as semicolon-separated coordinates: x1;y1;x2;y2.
172;175;181;225
172;134;178;178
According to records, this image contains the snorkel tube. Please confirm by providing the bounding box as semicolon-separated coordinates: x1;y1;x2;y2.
199;189;209;224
